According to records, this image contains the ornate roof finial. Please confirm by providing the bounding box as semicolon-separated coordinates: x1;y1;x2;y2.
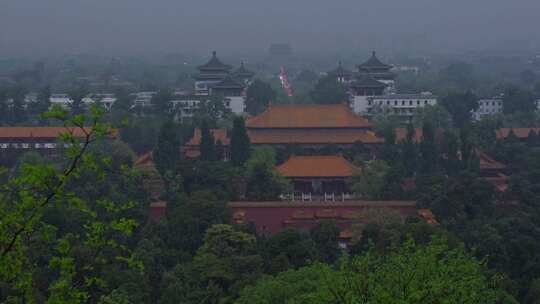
338;60;342;67
372;51;376;57
240;61;244;67
212;51;217;57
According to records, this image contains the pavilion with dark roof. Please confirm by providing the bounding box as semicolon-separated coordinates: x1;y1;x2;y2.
357;51;393;72
351;51;396;97
349;75;388;96
197;51;232;73
210;75;246;97
194;51;234;95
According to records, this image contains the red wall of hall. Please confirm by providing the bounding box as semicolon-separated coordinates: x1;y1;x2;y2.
228;202;417;234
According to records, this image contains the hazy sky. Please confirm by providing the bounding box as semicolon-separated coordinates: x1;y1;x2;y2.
1;0;539;57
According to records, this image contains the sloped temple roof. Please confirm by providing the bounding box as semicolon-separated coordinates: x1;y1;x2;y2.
0;127;117;139
211;75;245;90
357;51;392;70
247;129;383;145
246;104;372;129
197;51;232;71
496;128;540;139
349;75;387;89
277;155;361;178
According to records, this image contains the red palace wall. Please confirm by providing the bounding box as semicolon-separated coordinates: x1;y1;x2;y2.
228;201;417;234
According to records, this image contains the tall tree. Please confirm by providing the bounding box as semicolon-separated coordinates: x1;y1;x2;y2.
412;104;452;129
503;86;535;114
199;120;216;161
246;79;276;115
441;91;478;128
153;120;182;176
112;89;134;112
0;89;8;125
401;122;418;176
69;86;88;115
32;85;51;119
245;147;290;201
441;130;461;176
352;160;390;199
230;116;250;166
310;221;341;264
9;86;27;124
309;76;348;104
419;121;440;174
160;224;262;303
151;88;173;116
193;94;230;127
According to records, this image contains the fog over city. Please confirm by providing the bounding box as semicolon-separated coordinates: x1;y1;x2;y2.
2;0;540;57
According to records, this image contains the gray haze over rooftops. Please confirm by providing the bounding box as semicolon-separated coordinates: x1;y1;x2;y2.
1;0;540;57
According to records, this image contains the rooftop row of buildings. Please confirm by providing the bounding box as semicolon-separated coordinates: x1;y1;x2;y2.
325;52;438;119
7;50;540;124
0;101;529;243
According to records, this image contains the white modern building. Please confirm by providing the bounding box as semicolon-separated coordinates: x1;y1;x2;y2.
131;91;157;109
49;94;74;107
345;52;436;118
82;93;117;110
472;95;540;121
50;93;116;111
472;95;504;121
363;92;438;117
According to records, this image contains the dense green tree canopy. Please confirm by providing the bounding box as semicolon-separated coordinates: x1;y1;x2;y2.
245;147;290;201
238;237;513;304
230;116;250;166
440;91;478;128
309;76;348;104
